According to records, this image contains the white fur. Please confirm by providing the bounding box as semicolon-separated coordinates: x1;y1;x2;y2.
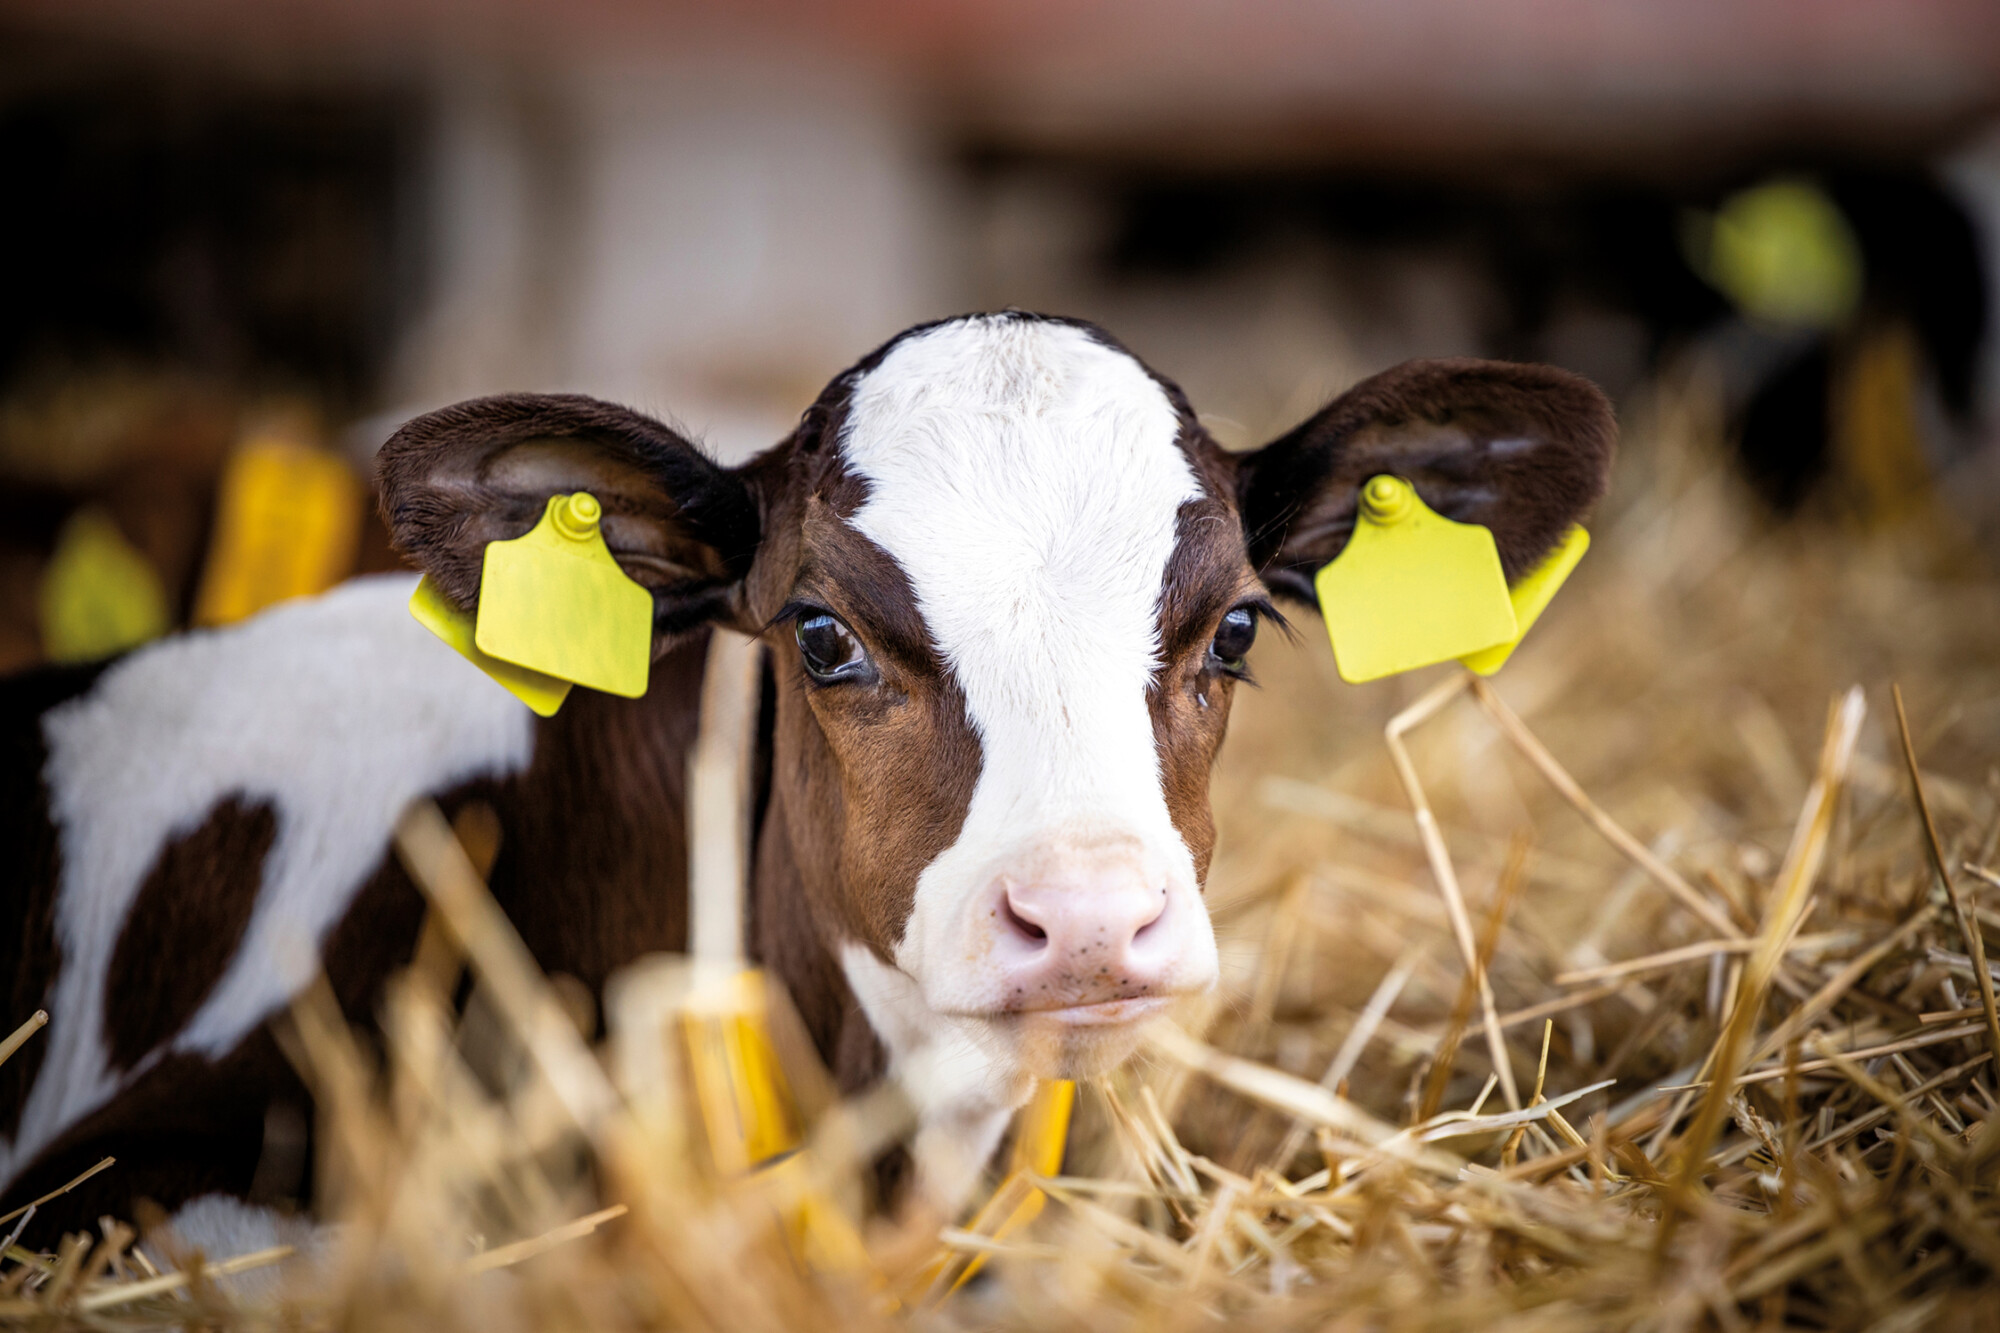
840;942;1023;1211
4;575;535;1190
837;316;1222;1175
154;1193;333;1301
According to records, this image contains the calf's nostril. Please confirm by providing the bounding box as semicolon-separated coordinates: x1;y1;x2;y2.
1129;886;1171;945
1000;894;1048;945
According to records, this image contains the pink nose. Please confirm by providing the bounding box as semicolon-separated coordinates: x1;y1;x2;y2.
993;871;1176;1012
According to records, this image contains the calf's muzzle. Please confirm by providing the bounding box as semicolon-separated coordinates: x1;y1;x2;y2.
984;842;1204;1019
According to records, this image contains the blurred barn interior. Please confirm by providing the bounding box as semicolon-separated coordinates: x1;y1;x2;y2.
1;0;1996;669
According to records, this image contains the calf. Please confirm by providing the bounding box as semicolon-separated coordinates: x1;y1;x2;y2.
0;312;1612;1240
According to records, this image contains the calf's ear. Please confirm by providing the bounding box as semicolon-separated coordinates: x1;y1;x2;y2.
377;393;762;646
1235;359;1615;605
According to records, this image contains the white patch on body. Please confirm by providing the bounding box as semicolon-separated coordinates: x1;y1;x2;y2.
836;315;1222;1168
4;575;534;1190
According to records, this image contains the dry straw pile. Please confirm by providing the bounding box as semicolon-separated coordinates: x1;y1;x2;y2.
3;369;1999;1330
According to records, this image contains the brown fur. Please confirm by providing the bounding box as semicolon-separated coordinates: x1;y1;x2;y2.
472;642;708;989
0;661;113;1142
3;1037;302;1235
762;497;982;958
1147;498;1268;880
105;796;278;1071
750;794;881;1091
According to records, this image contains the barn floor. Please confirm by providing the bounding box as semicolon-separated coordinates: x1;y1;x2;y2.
5;368;2000;1329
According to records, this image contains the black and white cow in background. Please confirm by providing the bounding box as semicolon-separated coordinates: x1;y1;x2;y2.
0;312;1613;1248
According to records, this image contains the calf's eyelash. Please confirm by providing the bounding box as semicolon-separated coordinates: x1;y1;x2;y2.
766;599;825;632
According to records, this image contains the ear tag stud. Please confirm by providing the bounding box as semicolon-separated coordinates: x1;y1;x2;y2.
474;492;653;700
1458;524;1590;676
1313;475;1518;684
409;576;573;717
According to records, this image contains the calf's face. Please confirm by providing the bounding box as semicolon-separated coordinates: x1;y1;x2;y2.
380;313;1613;1083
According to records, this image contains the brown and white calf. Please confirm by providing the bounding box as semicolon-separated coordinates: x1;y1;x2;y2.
0;312;1612;1245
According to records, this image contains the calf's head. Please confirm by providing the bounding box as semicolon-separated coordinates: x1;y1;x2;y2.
379;313;1613;1080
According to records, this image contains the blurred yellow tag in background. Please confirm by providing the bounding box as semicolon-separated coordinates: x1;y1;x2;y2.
919;1078;1075;1302
1687;178;1862;332
474;492;652;699
1458;524;1590;676
409;575;574;716
1011;1077;1075;1179
1314;475;1517;684
682;968;804;1176
193;431;361;626
752;1151;878;1281
39;507;172;663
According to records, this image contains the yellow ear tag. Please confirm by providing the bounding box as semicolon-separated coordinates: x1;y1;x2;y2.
193;436;361;627
473;492;653;699
1313;475;1517;684
408;576;573;716
1458;524;1590;676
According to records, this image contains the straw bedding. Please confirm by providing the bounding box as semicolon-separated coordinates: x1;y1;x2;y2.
4;369;1999;1330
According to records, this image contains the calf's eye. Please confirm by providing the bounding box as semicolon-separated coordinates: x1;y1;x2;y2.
1210;606;1258;673
796;612;869;683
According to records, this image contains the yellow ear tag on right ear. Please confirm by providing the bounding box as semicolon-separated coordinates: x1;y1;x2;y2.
409;576;573;717
1313;475;1518;684
473;492;653;699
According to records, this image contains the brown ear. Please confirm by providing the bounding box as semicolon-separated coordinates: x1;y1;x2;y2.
1235;359;1615;605
376;393;762;644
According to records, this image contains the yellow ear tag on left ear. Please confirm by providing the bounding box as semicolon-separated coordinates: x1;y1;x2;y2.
1314;475;1518;684
473;492;653;700
1459;524;1590;676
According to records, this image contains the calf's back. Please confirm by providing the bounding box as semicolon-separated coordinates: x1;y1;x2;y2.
0;575;713;1233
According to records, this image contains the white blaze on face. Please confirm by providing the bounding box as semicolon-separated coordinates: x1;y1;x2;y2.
839;316;1220;1019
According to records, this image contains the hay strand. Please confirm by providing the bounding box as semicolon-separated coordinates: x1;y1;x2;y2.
1895;684;2000;1069
0;1014;46;1071
1384;673;1520;1108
